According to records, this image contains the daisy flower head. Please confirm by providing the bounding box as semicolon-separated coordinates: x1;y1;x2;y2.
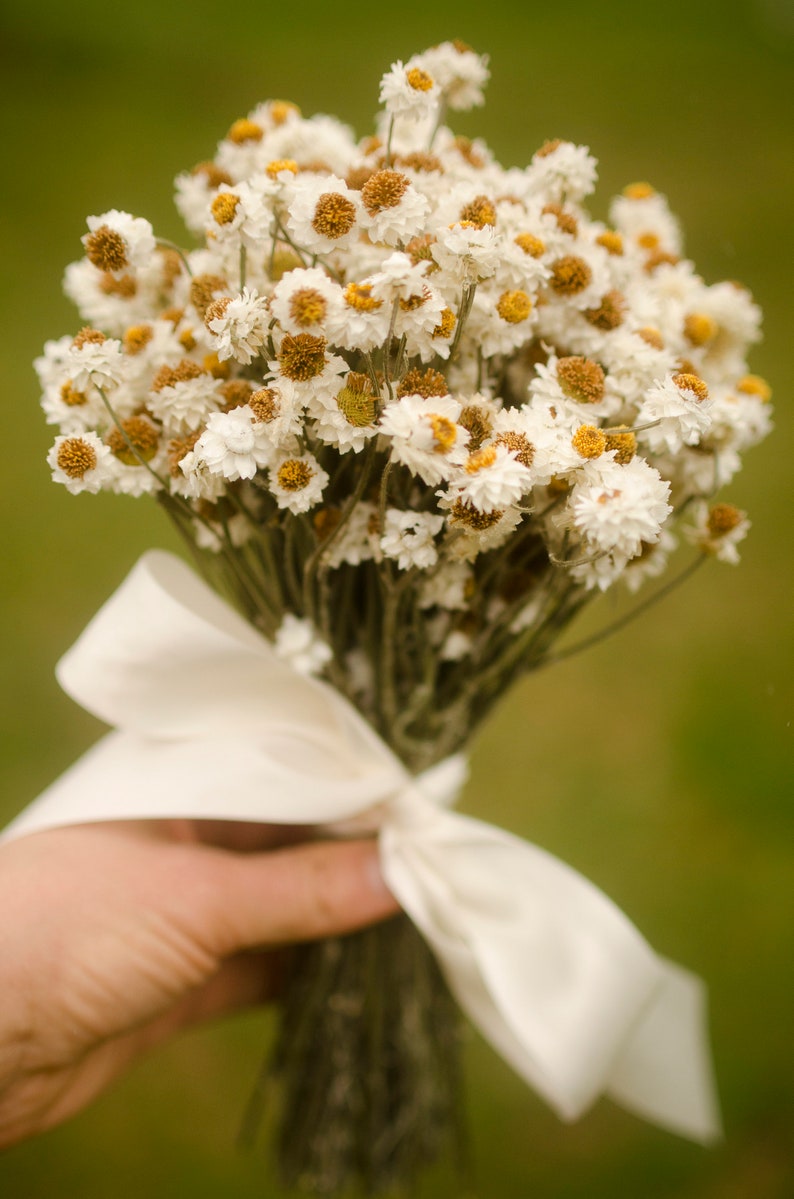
379;58;441;122
268;450;329;513
358;169;430;246
82;210;156;276
568;455;672;558
685;500;750;565
525;139;598;205
270;267;343;336
637;371;713;454
285;174;363;255
205;286;269;364
420;41;490;110
379;388;467;485
193;406;274;481
380;509;445;570
47;431;115;495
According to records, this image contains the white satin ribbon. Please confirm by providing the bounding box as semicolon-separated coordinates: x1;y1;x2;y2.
2;550;721;1143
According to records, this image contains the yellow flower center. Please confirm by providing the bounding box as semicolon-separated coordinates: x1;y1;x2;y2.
604;428;637;464
707;503;743;536
465;446;497;473
595;231;624;256
228;118;264;144
542;203;578;236
429;414;457;452
572;424;606;459
495;431;534;467
673;372;709;402
623;181;656;200
344;282;382;312
736;374;772;402
515;232;545;258
59;382;88;407
548;255;592;296
637;326;665;349
219;380;255;411
249;387;280;423
460;406;493;450
534;138;563;158
151;359;205;392
289;288;328;327
278;333;327;381
432;308;456;339
496;290;532;324
107;416;160;466
361;169;409;214
203;352;230;379
72;327;106;349
398;366;448;398
266;158;299;179
56;437;97;478
459;195;496;228
123;324;155;355
336;376;377;426
190;274;228;317
312;192;357;239
684;312;718;347
210;192;240;226
406;66;434;92
277;459;313;490
450;498;503;529
84;226;128;272
584;290;625;331
269;101;300;125
556;356;605;403
167;432;200;476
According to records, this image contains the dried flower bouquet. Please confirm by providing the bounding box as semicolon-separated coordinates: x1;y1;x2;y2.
27;38;772;1197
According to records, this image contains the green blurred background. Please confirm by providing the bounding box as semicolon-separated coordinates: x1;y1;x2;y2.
1;0;791;1194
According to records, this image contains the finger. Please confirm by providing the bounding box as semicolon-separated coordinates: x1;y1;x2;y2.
203;838;400;955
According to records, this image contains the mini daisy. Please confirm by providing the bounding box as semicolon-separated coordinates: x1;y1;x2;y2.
270;267;343;336
568;456;672;557
637;371;713;454
524;140;598;205
447;442;533;513
82;210;156;276
64;328;126;392
419;41;490;110
431;221;500;283
685;500;750;564
268;450;329;513
358;169;430;246
285;174;363;255
206;287;269;364
47;432;115;495
194;407;274;480
379;392;468;485
147;359;221;435
380;509;444;570
379;59;441;122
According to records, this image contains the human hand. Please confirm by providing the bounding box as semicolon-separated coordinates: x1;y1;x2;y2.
0;819;398;1148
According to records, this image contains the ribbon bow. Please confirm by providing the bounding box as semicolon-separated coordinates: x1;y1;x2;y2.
3;551;720;1142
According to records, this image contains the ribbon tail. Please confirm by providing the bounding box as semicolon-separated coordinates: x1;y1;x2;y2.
380;795;721;1143
606;958;722;1143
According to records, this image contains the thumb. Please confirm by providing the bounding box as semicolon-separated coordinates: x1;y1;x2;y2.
201;837;400;956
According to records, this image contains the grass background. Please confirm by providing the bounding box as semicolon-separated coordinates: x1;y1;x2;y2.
0;0;791;1194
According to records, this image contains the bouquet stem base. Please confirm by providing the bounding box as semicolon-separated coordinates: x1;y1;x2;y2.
266;914;467;1197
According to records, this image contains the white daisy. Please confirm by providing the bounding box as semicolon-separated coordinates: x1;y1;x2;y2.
82;210;156;275
47;432;115;495
268;451;328;513
274;613;333;676
380;509;444;570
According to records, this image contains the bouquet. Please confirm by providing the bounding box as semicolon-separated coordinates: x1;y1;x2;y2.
9;39;772;1196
